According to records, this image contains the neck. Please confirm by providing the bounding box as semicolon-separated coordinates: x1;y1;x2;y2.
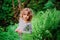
24;20;30;23
22;18;30;23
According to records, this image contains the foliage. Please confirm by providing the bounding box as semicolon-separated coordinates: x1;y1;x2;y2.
44;1;54;9
0;0;60;40
0;9;60;40
31;8;60;40
0;24;20;40
0;0;18;27
0;0;60;27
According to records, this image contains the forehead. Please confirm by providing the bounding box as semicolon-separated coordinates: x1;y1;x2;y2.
23;11;30;15
24;11;28;13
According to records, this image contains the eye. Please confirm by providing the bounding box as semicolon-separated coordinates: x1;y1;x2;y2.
23;14;26;15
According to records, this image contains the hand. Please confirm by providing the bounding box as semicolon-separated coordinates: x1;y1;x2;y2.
15;29;18;32
18;30;22;34
15;29;22;34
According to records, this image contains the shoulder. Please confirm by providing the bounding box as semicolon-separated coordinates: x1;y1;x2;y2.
18;18;25;27
19;18;23;22
27;22;32;27
27;22;32;25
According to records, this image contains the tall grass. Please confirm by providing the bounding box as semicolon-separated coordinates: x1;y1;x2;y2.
0;24;20;40
32;9;60;40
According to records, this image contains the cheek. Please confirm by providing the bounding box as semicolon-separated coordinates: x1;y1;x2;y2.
23;14;26;17
27;16;29;19
28;16;29;18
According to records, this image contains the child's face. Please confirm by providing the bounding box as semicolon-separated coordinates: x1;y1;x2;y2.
23;11;30;21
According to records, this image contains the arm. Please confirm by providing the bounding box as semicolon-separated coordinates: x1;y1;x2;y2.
15;27;23;35
15;20;23;34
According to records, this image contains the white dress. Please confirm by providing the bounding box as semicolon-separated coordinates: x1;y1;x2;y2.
16;18;32;40
16;18;32;34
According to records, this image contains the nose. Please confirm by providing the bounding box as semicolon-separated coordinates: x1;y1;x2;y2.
25;15;27;18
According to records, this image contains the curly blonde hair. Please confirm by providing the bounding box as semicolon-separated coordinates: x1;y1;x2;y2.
19;8;33;21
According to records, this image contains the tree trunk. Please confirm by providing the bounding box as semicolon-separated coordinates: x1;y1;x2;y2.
18;0;22;11
22;0;31;8
12;0;15;13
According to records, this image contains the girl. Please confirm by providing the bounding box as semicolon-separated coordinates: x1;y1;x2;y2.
15;8;33;40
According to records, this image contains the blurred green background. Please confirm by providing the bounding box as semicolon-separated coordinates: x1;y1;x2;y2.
0;0;60;40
